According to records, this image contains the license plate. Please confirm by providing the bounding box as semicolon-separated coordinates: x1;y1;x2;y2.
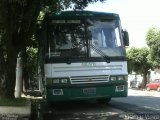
83;88;96;95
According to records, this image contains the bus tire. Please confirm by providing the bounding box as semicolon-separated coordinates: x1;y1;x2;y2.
97;98;111;104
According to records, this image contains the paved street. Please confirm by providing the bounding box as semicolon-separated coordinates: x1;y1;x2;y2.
41;101;126;120
111;89;160;112
31;89;160;120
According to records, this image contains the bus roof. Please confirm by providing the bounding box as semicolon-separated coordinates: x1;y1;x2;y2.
47;10;120;20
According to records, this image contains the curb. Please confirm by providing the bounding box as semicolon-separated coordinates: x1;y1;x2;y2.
0;100;31;120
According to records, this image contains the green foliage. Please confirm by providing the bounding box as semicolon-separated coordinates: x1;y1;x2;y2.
42;0;105;11
26;47;38;79
127;47;152;86
146;27;160;68
127;47;151;74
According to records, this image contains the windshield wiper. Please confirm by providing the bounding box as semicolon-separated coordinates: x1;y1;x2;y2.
90;44;110;63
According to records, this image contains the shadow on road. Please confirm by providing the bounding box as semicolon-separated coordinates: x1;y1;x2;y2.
41;101;125;120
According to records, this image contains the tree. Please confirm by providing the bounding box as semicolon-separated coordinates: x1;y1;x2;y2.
0;0;106;98
0;0;41;98
146;27;160;68
127;47;152;87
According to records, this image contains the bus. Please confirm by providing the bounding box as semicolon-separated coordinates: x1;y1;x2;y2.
38;10;129;104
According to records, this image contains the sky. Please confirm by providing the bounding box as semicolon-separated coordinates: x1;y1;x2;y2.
85;0;160;47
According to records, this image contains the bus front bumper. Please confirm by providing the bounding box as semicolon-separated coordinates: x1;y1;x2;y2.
46;84;128;102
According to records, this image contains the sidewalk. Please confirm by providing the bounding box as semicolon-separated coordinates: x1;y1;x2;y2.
128;88;160;97
0;99;31;120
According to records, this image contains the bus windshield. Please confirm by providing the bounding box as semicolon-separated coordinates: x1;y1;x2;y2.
46;18;125;58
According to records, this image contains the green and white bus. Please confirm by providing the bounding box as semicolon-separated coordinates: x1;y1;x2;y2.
38;11;129;103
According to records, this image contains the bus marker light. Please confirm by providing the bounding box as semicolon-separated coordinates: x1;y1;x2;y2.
110;76;117;81
61;79;68;83
53;79;60;84
118;76;124;80
115;85;124;92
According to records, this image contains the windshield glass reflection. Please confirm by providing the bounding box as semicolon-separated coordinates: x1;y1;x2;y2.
45;19;124;58
87;19;124;57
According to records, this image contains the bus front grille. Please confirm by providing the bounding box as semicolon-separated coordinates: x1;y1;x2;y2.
70;75;109;84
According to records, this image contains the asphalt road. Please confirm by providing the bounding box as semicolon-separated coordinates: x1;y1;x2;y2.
33;89;160;120
111;89;160;113
41;101;126;120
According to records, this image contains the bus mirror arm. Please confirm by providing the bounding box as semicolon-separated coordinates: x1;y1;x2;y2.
123;29;129;46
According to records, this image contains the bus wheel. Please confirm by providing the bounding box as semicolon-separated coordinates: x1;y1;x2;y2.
97;98;111;104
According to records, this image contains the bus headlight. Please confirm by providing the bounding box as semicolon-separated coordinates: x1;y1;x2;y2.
61;79;68;83
53;79;60;84
110;76;117;81
118;76;124;81
47;78;69;85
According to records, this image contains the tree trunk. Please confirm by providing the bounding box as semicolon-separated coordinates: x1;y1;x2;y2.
0;40;17;98
5;63;17;98
22;50;29;92
0;1;41;98
3;30;18;98
0;45;6;98
142;72;148;88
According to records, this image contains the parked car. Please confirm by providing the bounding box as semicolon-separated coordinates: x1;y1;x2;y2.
146;79;160;91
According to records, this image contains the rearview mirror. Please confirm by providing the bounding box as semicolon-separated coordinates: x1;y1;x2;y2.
123;29;129;46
